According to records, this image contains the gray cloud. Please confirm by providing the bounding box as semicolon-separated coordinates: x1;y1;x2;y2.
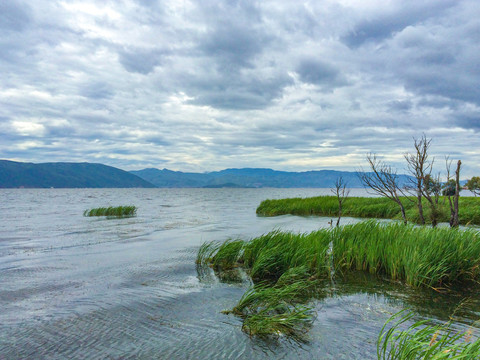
296;59;347;89
119;48;166;74
186;71;293;110
79;82;114;99
453;114;480;131
0;0;478;176
0;1;32;32
387;100;413;113
342;0;457;47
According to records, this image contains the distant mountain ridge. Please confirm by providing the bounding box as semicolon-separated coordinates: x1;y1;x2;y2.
130;167;412;188
0;160;413;189
0;160;155;188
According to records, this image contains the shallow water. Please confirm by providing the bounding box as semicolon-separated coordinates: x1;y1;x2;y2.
0;188;478;359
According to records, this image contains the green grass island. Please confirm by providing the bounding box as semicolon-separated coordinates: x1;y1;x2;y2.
83;205;137;217
197;195;480;358
256;195;480;226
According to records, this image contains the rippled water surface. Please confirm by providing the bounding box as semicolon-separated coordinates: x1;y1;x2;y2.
1;188;479;359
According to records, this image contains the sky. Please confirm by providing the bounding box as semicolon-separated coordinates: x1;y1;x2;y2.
0;0;479;177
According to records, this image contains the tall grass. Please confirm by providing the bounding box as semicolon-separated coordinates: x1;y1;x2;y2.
83;205;137;217
378;310;480;359
256;196;480;226
199;222;480;338
243;230;332;282
333;221;480;288
199;230;331;338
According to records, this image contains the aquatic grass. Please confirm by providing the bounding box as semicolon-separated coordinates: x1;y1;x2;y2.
241;305;314;338
333;221;480;288
227;278;318;339
196;241;221;266
242;230;332;282
200;230;331;337
229;278;316;316
83;205;137;217
211;239;244;270
377;310;480;359
256;196;480;226
200;222;480;339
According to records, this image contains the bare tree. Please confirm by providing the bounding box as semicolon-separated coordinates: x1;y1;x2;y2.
453;160;462;227
358;153;408;225
331;177;350;227
404;134;433;225
444;156;462;228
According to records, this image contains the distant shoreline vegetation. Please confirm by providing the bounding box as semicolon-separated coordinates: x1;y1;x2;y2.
256;196;480;226
83;206;137;217
202;182;255;188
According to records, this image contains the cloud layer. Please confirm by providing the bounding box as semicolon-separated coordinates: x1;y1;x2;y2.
1;0;479;177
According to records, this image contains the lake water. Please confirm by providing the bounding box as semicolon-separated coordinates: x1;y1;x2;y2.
1;188;479;359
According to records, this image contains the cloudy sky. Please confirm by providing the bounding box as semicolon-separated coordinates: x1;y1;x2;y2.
1;0;479;176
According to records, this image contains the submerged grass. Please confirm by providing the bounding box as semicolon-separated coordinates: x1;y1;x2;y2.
83;205;137;217
256;196;480;226
242;305;314;338
229;276;316;316
200;230;332;338
378;310;480;359
199;221;480;340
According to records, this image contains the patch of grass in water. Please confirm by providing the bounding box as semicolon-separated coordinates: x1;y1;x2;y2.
242;305;314;339
199;221;480;342
378;310;480;359
196;241;221;266
199;230;332;339
333;221;480;288
83;205;137;217
228;276;317;316
256;195;480;226
211;239;244;270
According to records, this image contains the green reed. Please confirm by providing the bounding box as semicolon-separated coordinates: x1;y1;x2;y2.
333;221;480;288
199;230;331;338
199;221;480;338
256;196;480;226
83;205;137;217
378;310;480;359
241;305;314;338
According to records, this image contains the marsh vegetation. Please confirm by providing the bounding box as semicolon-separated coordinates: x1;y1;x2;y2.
378;311;480;359
83;205;137;217
256;196;480;226
197;221;480;356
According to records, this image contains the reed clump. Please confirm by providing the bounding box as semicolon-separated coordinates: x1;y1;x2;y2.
199;230;332;338
199;222;480;338
241;305;314;338
256;196;480;226
333;221;480;288
377;311;480;359
83;205;137;217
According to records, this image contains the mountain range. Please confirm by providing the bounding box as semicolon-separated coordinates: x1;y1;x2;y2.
130;168;377;188
0;160;413;189
0;160;154;188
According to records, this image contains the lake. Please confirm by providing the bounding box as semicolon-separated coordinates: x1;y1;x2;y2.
1;188;478;359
